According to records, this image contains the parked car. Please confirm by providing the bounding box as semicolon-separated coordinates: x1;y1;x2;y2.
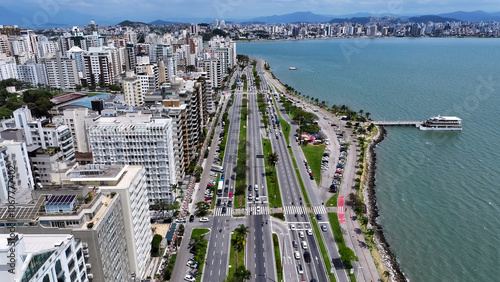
184;274;196;282
199;217;209;222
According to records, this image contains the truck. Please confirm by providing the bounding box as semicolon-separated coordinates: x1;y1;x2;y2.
210;165;224;173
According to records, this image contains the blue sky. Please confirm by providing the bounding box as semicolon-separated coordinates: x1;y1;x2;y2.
2;0;500;22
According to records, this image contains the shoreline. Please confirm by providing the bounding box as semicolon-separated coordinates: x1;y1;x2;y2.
258;59;406;281
365;126;406;282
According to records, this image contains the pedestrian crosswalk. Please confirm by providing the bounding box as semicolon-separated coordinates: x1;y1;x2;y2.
283;205;308;215
312;205;327;215
246;206;270;215
213;207;233;216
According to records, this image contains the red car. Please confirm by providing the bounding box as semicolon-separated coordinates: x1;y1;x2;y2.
335;171;343;174
229;192;233;198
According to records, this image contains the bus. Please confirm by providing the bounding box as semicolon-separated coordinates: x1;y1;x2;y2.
216;179;224;196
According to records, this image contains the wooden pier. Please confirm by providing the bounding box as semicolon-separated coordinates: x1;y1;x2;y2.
372;121;422;127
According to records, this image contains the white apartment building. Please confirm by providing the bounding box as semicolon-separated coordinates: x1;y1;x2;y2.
65;164;152;279
88;113;177;204
0;139;33;204
0;60;18;81
44;54;80;90
52;108;100;153
203;59;222;88
16;61;48;87
1;106;76;162
0;234;89;282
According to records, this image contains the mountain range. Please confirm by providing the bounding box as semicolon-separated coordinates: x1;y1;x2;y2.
1;7;500;29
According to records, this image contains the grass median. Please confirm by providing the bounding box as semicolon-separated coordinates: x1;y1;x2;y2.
235;94;248;209
262;137;282;208
228;231;246;278
288;148;311;208
328;213;358;282
272;233;283;282
310;215;336;282
326;193;339;208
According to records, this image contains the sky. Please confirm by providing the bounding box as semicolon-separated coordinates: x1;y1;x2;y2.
1;0;500;23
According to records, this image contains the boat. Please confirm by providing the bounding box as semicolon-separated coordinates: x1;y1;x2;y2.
289;67;296;70
417;115;462;131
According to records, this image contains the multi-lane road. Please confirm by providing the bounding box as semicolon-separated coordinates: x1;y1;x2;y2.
172;59;380;282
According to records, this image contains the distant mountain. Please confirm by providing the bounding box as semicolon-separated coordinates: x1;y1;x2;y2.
149;20;186;26
118;20;148;27
329;17;374;25
251;12;333;23
408;15;459;23
438;10;500;22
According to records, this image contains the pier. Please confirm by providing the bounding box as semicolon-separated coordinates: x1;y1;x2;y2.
372;121;422;127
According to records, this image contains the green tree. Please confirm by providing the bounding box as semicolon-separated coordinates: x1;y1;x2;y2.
195;201;210;216
109;85;121;92
235;183;246;196
234;266;251;281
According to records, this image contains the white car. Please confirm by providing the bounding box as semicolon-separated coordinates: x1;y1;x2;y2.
306;229;313;236
298;231;305;238
290;224;296;230
199;217;209;222
294;251;300;259
184;274;196;282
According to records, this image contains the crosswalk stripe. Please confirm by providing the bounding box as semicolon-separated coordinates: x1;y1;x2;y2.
312;205;327;215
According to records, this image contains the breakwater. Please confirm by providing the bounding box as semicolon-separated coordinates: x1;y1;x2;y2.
366;126;406;281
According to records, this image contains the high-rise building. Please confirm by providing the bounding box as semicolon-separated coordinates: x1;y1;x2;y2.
0;234;89;282
0;164;151;281
44;53;80;90
52;108;100;153
63;164;152;279
0;139;33;204
16;60;48;87
88;114;178;204
83;47;115;86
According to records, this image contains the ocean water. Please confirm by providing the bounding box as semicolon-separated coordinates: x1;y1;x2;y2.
238;38;500;282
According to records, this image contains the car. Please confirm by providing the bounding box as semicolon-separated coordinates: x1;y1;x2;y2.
248;185;252;191
316;214;322;220
189;215;195;222
225;179;229;185
186;260;195;267
255;194;259;201
321;224;327;232
298;231;304;238
224;187;229;193
229;192;233;198
248;193;253;200
303;251;311;263
306;229;313;236
297;264;304;274
175;218;186;223
257;206;261;213
294;251;300;259
184;274;196;282
227;200;233;207
216;199;221;206
254;185;259;192
290;224;296;230
199;217;209;222
222;207;227;214
292;240;298;248
301;240;308;249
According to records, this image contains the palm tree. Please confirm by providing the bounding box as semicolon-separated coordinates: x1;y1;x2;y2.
234;266;252;281
235;224;249;238
267;152;279;201
359;109;364;116
365;112;371;120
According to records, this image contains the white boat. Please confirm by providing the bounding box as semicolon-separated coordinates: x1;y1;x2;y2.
417;115;462;131
289;67;296;70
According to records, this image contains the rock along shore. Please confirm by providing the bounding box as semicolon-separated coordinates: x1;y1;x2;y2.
365;126;407;282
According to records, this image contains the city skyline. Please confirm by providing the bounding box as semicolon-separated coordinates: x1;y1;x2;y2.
1;0;500;26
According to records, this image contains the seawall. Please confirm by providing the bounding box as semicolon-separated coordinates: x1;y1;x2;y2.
366;126;407;282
